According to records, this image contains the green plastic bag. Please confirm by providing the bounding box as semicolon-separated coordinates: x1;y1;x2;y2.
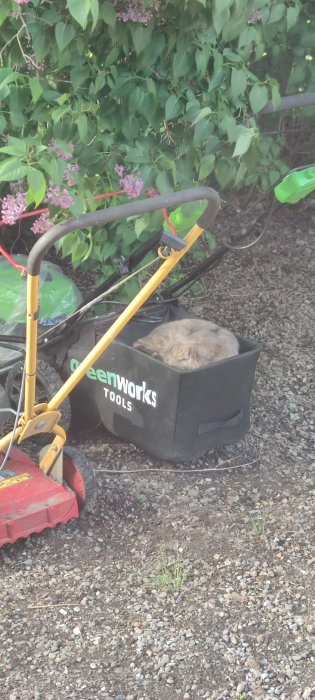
0;255;82;334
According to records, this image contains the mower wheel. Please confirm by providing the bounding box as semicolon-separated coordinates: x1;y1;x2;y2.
63;446;97;513
5;359;71;443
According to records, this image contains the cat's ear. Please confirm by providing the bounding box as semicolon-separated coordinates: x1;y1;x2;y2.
133;338;151;352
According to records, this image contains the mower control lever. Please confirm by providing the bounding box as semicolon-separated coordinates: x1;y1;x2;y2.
160;231;186;252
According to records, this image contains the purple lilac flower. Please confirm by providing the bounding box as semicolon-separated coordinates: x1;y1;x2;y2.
121;174;143;198
115;165;143;198
248;10;262;25
64;163;80;187
31;213;51;235
112;0;160;24
1;192;26;225
45;184;73;209
48;140;74;161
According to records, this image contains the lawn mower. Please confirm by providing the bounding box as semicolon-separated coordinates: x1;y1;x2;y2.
0;186;221;547
2;159;314;463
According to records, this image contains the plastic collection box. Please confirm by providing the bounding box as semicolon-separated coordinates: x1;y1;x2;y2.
65;306;261;461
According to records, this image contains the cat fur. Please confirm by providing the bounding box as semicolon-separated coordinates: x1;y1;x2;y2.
133;318;239;370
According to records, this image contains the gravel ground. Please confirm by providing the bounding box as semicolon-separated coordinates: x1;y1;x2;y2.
0;203;314;700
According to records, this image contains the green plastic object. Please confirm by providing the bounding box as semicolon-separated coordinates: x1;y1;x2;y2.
274;166;315;204
0;254;82;332
166;199;208;234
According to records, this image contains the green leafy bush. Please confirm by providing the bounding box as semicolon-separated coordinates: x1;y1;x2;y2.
0;0;312;283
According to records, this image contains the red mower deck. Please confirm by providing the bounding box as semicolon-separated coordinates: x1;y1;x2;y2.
0;447;79;546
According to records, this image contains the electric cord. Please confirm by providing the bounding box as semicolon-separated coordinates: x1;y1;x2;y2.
0;364;25;471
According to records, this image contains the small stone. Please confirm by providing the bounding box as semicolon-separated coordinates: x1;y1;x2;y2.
159;654;169;667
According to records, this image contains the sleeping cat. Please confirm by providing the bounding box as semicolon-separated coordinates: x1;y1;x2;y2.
133;318;239;370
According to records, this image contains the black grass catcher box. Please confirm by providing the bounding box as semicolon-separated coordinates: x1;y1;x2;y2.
64;306;261;462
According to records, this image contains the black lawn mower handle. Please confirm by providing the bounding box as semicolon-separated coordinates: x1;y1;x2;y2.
260;91;315;114
27;187;220;276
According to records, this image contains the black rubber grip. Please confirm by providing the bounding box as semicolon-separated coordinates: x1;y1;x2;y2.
260;92;315;114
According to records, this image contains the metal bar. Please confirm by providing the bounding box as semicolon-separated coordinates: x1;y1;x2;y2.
24;274;39;422
260;92;315;114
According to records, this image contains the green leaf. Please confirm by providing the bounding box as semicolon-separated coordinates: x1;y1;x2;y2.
215;0;233;11
223;13;249;43
90;73;106;95
29;76;43;104
238;26;257;48
233;128;255;157
207;67;225;93
75;113;88;141
69;194;85;218
98;241;117;263
56;93;70;106
55;22;76;52
215;159;235;188
122;116;140;140
32;30;52;61
40;157;65;186
71;236;90;268
0;158;28;182
9;86;28;128
231;68;247;100
173;50;193;79
99;1;116;28
0;1;10;26
193;119;212;146
131;25;152;55
70;66;90;91
0;136;27;157
269;3;286;24
165;95;181;121
104;46;120;68
125;151;149;165
235;162;247;187
156;170;173;194
195;47;210;77
271;83;281;110
249;84;269;114
287;5;300;31
67;0;91;29
135;216;147;237
0;115;6;133
27;168;46;207
191;107;212;126
0;70;17;102
198;154;215;180
90;0;99;30
223;49;242;63
51;104;71;123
